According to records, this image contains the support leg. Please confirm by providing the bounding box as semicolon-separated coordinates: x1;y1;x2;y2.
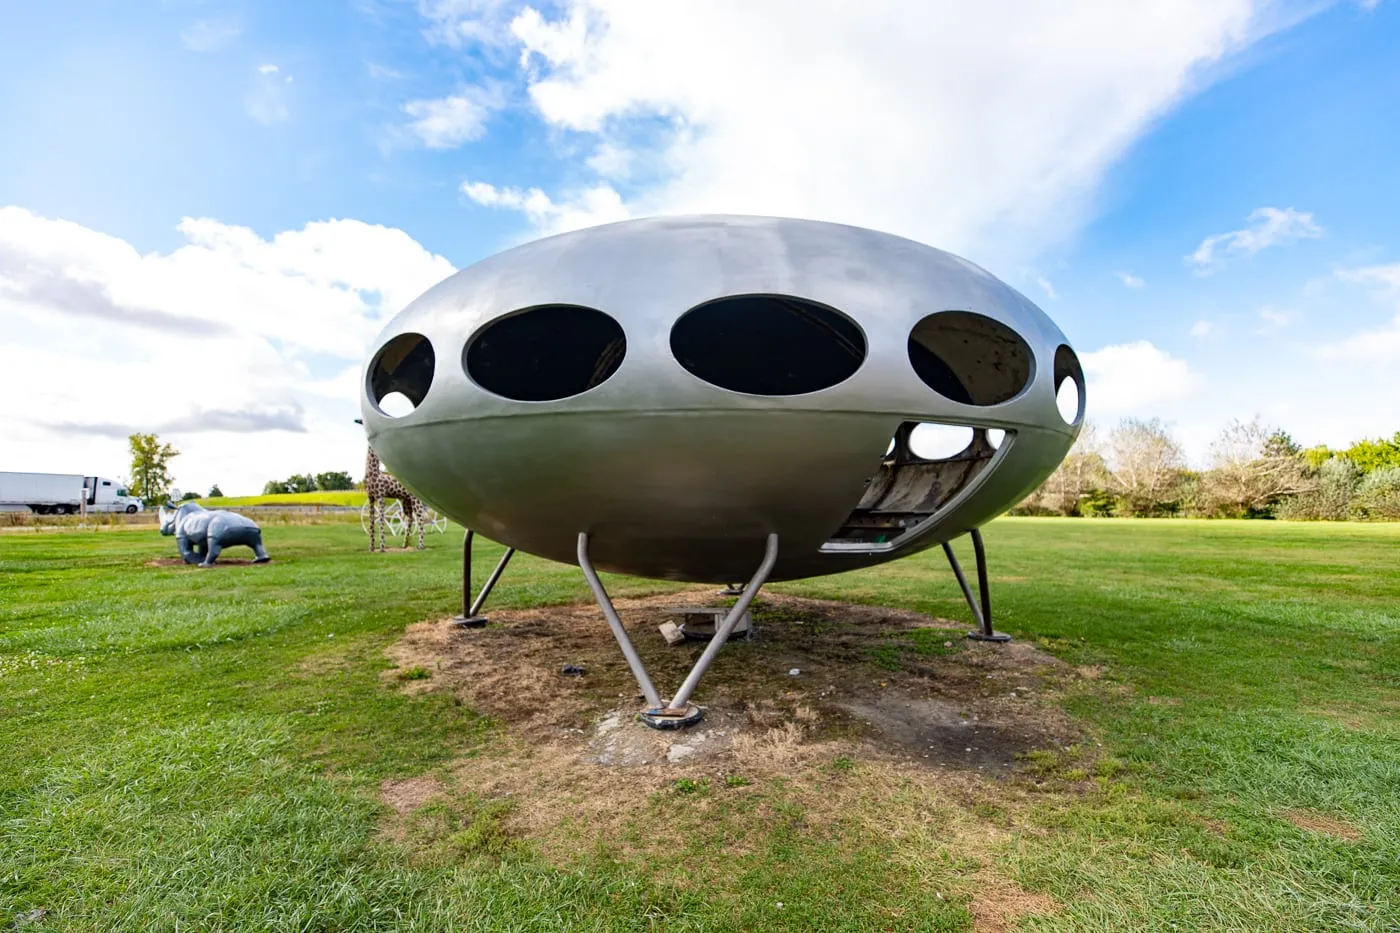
201;537;222;567
577;532;664;710
718;583;745;596
946;528;1010;643
251;534;271;563
453;530;515;628
578;532;780;730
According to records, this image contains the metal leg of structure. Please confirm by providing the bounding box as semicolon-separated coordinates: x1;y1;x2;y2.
577;532;664;710
578;532;780;730
947;527;1010;643
718;583;745;596
453;529;515;628
668;533;779;714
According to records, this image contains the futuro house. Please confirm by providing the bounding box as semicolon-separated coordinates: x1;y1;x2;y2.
360;215;1084;725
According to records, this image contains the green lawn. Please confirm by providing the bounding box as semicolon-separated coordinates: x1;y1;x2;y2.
1;519;1397;931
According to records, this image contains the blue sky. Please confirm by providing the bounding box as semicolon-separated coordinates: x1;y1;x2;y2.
1;0;1397;494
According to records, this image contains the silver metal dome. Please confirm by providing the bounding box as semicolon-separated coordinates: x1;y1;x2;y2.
361;214;1083;584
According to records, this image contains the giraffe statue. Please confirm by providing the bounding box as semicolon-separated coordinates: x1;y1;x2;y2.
364;444;425;552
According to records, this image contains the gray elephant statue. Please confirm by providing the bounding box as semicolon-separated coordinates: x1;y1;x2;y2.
159;502;271;567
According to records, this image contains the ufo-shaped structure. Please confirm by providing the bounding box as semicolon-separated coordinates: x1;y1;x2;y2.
360;215;1084;726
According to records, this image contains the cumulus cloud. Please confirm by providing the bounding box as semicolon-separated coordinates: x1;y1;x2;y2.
401;86;503;147
0;206;455;493
1081;341;1204;417
1118;272;1146;288
1187;207;1322;272
1319;262;1400;362
461;179;628;234
441;0;1314;264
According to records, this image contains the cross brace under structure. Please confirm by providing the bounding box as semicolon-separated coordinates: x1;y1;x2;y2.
578;531;780;729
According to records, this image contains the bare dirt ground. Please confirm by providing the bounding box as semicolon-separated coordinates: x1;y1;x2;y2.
380;588;1094;928
386;589;1084;772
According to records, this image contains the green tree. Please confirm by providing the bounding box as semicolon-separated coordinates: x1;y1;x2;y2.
1302;445;1333;472
180;490;201;501
285;473;317;493
263;479;290;495
128;433;180;503
208;484;224;498
314;470;354;491
1342;432;1400;474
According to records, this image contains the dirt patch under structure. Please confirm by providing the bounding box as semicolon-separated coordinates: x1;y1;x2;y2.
379;589;1086;925
385;589;1084;769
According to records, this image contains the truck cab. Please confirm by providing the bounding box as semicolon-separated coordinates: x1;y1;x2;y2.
85;477;143;513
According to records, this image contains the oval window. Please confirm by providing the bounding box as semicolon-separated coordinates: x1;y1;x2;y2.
670;294;866;396
908;311;1033;406
368;333;435;417
465;305;626;402
908;422;975;460
1053;344;1085;425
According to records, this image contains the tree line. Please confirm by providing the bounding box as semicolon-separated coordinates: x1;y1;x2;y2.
262;471;358;495
1017;420;1400;521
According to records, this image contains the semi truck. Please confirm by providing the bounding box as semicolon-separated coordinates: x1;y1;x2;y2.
0;472;145;514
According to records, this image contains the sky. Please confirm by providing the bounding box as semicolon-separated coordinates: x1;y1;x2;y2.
1;0;1398;496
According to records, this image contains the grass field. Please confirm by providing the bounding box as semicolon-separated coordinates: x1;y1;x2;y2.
1;519;1397;931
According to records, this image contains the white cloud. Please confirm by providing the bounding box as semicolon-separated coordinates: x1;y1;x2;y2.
1257;305;1298;328
1336;262;1400;291
1187;206;1322;272
180;17;242;52
0;206;455;494
401;86;502;148
586;141;633;179
258;63;280;75
1036;277;1058;301
461;179;629;235
1081;340;1204;417
418;0;521;47
1318;262;1400;362
444;0;1315;263
1118;272;1146;288
1190;320;1213;338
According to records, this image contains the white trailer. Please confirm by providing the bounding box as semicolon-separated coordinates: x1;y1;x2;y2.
0;472;145;514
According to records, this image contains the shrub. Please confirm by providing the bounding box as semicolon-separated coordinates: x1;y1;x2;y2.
1276;458;1361;521
1352;466;1400;520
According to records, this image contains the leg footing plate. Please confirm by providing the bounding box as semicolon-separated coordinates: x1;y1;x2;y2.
639;704;704;730
966;630;1012;643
